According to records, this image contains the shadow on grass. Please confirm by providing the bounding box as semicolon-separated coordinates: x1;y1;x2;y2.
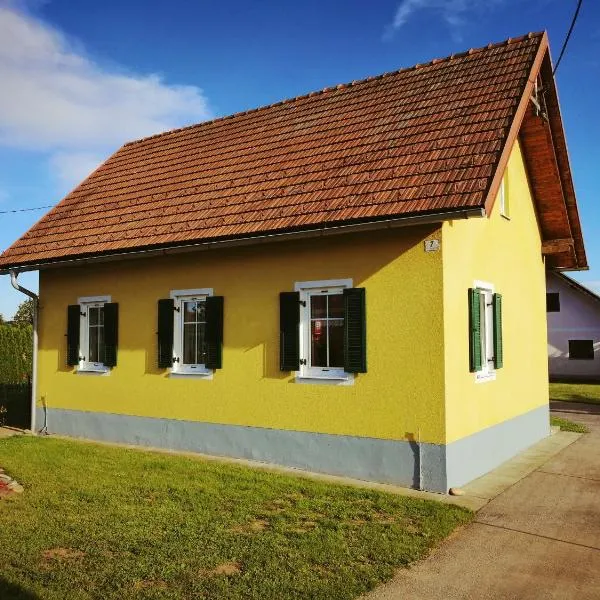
0;578;39;600
550;401;600;416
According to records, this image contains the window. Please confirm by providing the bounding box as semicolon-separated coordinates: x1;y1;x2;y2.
499;174;509;218
546;293;560;312
67;295;119;373
469;283;503;381
281;278;366;382
304;287;345;377
171;289;212;375
569;340;594;360
156;289;224;375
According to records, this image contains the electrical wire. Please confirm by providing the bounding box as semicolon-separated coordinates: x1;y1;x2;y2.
553;0;583;77
0;205;54;215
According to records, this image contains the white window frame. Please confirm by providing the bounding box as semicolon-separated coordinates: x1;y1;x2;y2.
294;279;353;385
77;295;111;374
499;175;509;219
170;288;213;377
473;281;496;383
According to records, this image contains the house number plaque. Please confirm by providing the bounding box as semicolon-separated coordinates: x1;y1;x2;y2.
424;239;440;252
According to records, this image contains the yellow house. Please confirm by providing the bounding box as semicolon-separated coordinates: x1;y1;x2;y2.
0;32;587;493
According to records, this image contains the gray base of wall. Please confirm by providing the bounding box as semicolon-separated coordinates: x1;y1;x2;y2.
36;404;549;494
446;404;550;489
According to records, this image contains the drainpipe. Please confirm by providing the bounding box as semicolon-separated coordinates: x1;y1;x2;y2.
9;271;38;434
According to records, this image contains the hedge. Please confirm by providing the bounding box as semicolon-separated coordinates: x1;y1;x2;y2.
0;324;33;384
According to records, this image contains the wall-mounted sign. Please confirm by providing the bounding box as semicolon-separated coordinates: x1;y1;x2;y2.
424;239;440;252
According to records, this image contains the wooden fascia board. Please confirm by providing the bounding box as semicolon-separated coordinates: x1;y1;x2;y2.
483;32;549;216
542;238;574;255
540;54;588;269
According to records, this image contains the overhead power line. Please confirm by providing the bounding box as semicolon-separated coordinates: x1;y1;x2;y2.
553;0;583;77
0;204;54;215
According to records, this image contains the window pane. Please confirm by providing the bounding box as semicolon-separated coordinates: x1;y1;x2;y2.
546;293;560;312
89;324;99;362
479;294;487;364
328;319;344;367
183;301;198;324
98;325;106;364
197;323;207;364
569;340;594;360
195;301;206;322
311;319;327;367
89;306;98;326
310;295;327;319
183;323;196;364
328;294;344;318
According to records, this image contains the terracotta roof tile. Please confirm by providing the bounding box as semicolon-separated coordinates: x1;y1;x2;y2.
1;33;548;268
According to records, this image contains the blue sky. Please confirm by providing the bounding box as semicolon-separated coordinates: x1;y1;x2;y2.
0;0;598;318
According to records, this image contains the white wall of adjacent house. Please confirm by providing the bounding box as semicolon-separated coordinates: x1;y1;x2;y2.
546;271;600;381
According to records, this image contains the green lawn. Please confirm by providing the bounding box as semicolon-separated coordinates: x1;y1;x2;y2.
0;437;471;600
550;382;600;405
550;416;589;434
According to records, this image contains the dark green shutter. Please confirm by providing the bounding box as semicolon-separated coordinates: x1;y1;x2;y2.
205;296;224;369
343;288;367;373
103;303;119;367
493;293;503;369
66;304;80;366
157;299;174;368
469;288;482;372
280;292;300;371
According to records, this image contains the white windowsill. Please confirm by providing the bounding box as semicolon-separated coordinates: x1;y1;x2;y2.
475;371;496;383
295;374;354;386
77;365;110;376
170;369;213;380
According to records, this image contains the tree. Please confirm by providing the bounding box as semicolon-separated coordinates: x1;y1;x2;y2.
12;299;34;326
0;313;4;325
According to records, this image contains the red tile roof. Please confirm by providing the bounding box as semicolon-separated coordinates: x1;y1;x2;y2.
0;32;586;271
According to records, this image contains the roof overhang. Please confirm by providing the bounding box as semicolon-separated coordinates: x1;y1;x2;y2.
0;206;484;275
483;32;587;271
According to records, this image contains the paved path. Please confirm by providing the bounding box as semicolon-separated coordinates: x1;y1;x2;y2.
364;404;600;600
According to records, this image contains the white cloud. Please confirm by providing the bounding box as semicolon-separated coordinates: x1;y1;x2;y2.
384;0;504;40
48;151;104;193
0;4;212;189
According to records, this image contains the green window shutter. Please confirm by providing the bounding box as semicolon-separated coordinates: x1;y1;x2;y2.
157;299;174;369
103;303;119;367
493;293;503;369
66;304;80;366
205;296;224;369
280;292;300;371
468;288;482;372
343;287;367;373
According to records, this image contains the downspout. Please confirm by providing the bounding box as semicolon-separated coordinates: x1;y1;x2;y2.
9;271;38;434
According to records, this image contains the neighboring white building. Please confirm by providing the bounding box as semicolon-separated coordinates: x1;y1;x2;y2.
546;271;600;381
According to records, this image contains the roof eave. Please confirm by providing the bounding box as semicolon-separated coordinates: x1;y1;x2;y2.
482;31;587;272
0;206;485;275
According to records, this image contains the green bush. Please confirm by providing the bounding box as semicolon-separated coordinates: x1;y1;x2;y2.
0;324;33;384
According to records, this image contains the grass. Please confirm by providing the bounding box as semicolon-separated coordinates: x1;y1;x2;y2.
550;416;589;434
0;437;472;600
549;382;600;405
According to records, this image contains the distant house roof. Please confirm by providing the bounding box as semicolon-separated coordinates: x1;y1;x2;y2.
550;271;600;305
0;31;587;273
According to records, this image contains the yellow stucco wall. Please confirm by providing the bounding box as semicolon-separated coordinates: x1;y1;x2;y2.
37;225;447;443
442;138;549;444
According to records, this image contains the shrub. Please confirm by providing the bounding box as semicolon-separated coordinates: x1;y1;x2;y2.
0;324;33;384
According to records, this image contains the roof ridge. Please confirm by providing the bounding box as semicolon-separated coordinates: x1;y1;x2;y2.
124;31;544;148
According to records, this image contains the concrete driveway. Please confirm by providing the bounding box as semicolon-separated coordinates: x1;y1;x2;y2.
364;403;600;600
